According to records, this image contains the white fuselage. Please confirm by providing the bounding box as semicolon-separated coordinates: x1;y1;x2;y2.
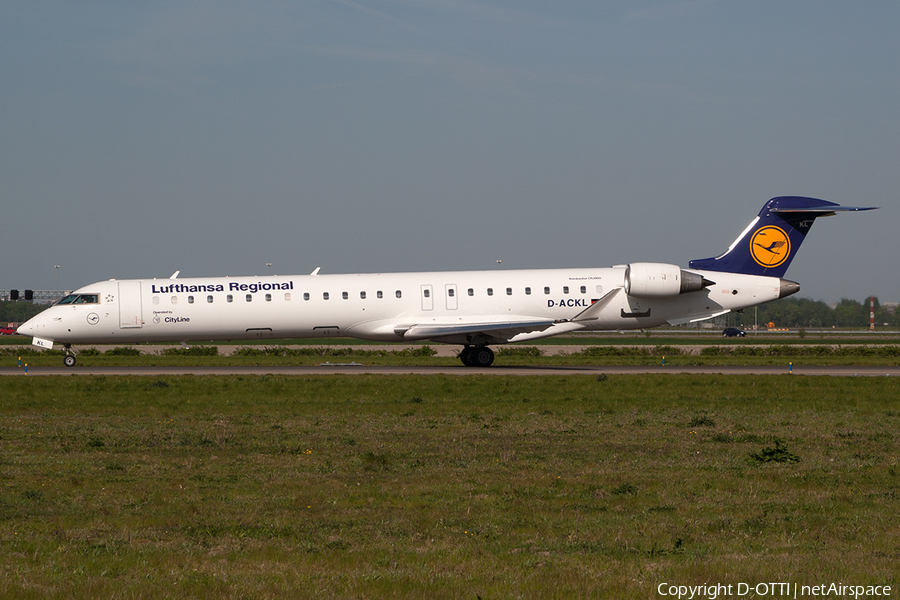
18;266;785;347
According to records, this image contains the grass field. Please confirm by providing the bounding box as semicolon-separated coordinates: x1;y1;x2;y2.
3;340;900;368
1;374;898;599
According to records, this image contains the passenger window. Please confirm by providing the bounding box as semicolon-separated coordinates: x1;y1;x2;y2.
525;287;531;295
395;290;402;298
152;296;160;305
506;288;512;296
487;288;493;296
377;291;383;299
342;291;348;300
544;287;550;295
563;286;569;294
423;289;430;298
246;294;252;302
188;296;194;304
265;293;272;302
580;286;587;294
227;295;233;303
284;293;291;301
448;288;454;297
171;296;178;304
303;293;310;301
323;292;329;300
468;288;474;296
360;291;366;299
207;295;214;303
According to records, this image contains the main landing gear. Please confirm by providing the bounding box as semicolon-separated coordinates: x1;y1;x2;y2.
459;345;494;368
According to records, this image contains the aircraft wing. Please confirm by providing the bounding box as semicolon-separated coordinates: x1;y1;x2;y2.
394;319;557;345
386;288;626;345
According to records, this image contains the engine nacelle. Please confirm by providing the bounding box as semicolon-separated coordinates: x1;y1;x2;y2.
625;263;711;298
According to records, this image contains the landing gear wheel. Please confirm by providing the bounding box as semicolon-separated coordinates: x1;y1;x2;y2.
472;346;494;368
459;346;476;367
64;354;76;367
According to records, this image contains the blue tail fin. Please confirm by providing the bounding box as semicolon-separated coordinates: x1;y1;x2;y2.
689;196;876;277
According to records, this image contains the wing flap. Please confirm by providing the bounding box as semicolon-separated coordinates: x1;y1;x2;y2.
397;319;556;343
667;309;730;326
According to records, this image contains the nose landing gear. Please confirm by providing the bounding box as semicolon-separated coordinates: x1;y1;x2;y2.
63;345;77;367
459;345;494;368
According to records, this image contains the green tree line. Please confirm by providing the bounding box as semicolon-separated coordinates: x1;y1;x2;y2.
746;297;898;329
0;301;48;325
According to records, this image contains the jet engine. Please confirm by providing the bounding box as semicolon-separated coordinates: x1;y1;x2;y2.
624;263;712;298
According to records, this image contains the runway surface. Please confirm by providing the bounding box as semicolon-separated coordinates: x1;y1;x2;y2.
3;365;899;376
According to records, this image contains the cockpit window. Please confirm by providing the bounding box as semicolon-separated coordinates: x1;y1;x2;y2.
57;294;99;305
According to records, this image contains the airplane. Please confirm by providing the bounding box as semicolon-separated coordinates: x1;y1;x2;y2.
17;196;876;367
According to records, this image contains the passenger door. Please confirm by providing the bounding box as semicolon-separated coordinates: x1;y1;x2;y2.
118;281;143;328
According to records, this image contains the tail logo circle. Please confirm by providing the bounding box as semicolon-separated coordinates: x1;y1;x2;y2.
750;226;791;268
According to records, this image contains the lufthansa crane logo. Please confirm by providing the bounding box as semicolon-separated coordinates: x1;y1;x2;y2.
750;226;791;268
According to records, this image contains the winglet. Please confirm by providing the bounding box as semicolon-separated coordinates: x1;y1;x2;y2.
571;288;622;322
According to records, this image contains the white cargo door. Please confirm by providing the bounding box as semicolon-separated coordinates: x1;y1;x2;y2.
118;281;143;328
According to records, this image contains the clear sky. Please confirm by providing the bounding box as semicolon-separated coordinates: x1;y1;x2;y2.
2;1;897;303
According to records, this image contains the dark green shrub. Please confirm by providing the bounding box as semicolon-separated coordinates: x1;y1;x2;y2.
750;440;800;463
497;346;543;357
105;347;142;356
689;415;716;427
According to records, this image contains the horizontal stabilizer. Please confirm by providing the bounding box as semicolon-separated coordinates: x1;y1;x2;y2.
689;196;877;278
770;205;877;214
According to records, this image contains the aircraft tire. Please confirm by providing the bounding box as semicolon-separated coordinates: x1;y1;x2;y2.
459;347;475;367
64;355;76;367
472;346;494;368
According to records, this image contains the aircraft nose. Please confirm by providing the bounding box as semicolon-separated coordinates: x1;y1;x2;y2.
16;318;34;337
